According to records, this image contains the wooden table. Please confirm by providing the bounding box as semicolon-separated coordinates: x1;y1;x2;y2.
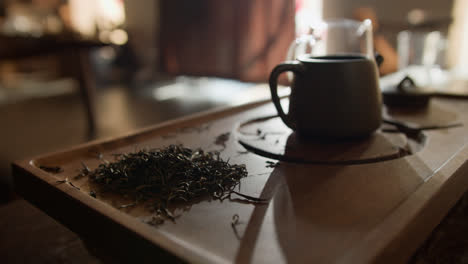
0;34;107;134
12;85;468;263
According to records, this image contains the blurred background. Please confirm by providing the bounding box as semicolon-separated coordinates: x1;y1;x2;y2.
0;0;467;202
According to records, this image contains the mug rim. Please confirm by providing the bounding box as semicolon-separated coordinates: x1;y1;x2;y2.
298;54;370;63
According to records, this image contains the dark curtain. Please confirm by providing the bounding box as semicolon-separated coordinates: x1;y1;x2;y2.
160;0;295;82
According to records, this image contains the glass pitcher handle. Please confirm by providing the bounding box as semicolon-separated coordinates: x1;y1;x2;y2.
286;34;316;61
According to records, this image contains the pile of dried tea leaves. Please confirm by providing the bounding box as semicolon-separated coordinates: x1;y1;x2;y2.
87;144;248;223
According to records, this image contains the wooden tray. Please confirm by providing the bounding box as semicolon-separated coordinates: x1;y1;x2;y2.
12;97;468;263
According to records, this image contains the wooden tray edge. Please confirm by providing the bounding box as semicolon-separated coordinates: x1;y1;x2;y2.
12;161;190;262
11;99;276;263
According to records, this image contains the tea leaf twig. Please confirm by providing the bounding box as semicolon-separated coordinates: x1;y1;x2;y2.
230;190;268;203
231;214;242;240
40;165;63;174
56;177;80;190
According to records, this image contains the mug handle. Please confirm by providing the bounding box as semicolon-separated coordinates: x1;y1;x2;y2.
269;61;305;130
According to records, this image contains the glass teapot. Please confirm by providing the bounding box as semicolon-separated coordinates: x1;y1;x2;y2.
287;19;382;65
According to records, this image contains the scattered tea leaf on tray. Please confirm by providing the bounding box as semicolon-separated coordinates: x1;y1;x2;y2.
230;190;268;203
266;161;279;168
39;165;63;174
231;214;242;240
79;161;91;176
56;177;80;190
73;162;91;180
214;132;231;149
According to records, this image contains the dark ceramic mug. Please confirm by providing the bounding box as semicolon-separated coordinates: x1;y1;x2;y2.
269;54;382;139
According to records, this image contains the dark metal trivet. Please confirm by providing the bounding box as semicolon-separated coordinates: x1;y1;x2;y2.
237;115;462;165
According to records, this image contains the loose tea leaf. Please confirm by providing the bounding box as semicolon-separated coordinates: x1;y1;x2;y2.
81;162;91;175
266;161;279;168
39;165;63;174
87;144;249;224
56;178;80;190
230;190;268;203
231;214;242;240
214;132;231;149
